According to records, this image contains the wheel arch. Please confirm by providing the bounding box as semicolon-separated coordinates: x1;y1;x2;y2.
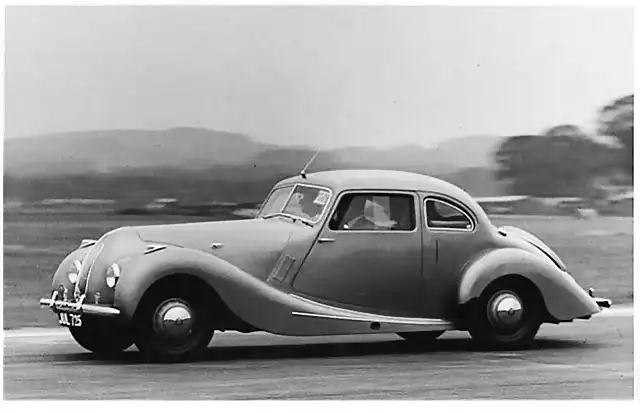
113;248;261;332
466;273;550;321
133;273;257;333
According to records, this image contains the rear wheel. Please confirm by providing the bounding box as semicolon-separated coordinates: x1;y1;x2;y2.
397;331;444;345
466;278;543;350
69;318;133;356
133;283;214;362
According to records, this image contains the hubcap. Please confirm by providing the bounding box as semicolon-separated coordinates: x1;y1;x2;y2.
487;292;523;331
153;299;194;341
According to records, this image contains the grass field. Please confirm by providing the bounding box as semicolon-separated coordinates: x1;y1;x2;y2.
2;210;633;329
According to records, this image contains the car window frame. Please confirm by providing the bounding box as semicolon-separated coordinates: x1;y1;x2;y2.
423;196;477;233
259;183;334;226
257;185;294;216
326;190;419;234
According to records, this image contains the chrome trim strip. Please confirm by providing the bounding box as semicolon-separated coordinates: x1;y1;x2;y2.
290;294;453;326
291;311;455;327
80;239;97;249
145;244;168;255
75;241;103;297
84;242;104;294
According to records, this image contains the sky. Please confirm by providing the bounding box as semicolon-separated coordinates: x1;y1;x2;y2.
4;6;634;149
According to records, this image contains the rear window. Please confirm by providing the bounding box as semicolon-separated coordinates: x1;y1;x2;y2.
425;198;474;231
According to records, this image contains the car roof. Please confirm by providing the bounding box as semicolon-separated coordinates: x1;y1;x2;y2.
278;169;474;200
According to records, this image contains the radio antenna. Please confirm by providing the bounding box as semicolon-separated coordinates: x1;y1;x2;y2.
300;149;321;179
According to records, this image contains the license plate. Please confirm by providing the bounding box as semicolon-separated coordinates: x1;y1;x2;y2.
58;312;82;327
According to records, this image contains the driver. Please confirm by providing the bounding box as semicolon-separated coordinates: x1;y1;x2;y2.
346;198;379;230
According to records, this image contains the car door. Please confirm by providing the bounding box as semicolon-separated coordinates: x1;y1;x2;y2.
291;190;425;317
420;195;483;319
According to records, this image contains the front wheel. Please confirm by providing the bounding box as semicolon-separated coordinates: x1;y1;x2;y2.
69;318;134;356
133;285;214;362
466;280;543;350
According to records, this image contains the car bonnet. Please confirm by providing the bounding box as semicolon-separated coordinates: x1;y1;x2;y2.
133;218;301;280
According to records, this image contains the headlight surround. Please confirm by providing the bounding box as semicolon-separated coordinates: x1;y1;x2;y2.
67;260;82;284
105;263;121;288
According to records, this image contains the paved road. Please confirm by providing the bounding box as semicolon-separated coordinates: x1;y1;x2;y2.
3;309;634;400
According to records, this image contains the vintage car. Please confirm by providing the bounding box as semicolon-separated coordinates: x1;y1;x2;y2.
40;169;611;362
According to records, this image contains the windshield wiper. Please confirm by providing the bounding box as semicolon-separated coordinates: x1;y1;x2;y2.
262;213;314;227
262;213;288;220
296;218;314;228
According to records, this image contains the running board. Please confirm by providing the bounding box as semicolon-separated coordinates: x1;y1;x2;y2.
290;294;455;332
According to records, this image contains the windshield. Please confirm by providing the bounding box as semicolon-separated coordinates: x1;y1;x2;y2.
258;184;332;224
258;187;293;218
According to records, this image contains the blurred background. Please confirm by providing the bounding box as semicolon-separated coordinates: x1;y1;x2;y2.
2;6;633;328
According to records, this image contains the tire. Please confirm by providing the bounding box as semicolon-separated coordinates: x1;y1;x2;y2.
69;318;133;356
133;282;214;362
466;279;543;350
397;331;444;345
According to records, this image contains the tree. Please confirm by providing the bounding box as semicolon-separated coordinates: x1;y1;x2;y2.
599;94;633;178
495;126;615;197
544;124;585;138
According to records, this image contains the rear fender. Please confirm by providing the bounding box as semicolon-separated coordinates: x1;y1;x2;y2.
459;248;600;321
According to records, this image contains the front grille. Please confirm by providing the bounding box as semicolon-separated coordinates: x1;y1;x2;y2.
75;242;104;297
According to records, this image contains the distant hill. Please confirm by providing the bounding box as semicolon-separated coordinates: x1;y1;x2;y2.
250;135;503;176
3;127;276;176
3;128;506;201
4;128;503;176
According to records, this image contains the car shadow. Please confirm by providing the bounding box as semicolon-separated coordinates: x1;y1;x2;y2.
54;335;602;365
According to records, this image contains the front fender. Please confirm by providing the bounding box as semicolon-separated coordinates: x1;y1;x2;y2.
459;248;600;321
115;247;240;320
115;247;343;335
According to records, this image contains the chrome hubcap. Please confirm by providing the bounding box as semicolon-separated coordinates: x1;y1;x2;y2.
487;292;523;331
153;299;194;340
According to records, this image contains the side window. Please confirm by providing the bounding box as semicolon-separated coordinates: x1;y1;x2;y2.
329;193;416;231
425;199;474;231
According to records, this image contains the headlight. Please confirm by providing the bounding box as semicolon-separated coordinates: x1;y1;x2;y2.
105;263;121;288
67;260;82;284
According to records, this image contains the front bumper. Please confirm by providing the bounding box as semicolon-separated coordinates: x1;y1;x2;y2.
39;291;121;317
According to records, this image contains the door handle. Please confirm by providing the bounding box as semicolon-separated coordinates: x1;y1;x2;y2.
318;237;335;243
